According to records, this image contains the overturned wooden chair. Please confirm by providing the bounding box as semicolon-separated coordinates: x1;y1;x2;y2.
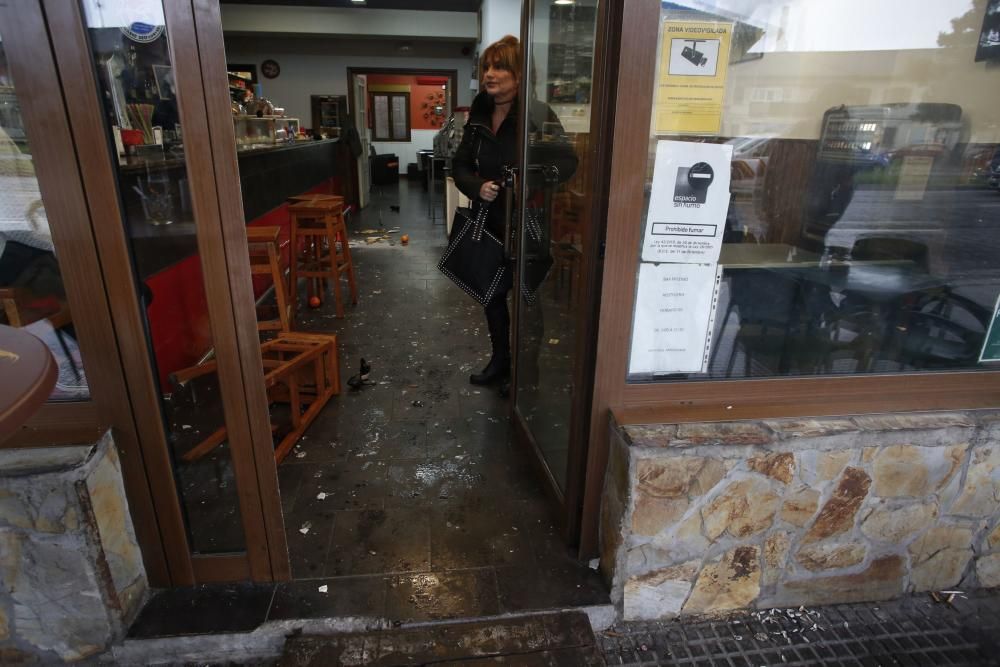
172;332;340;465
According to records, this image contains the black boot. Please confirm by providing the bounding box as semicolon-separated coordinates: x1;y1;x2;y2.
470;300;510;385
469;354;509;385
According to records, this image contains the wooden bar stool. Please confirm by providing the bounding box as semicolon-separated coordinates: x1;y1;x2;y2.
288;200;358;319
288;193;344;205
246;225;291;332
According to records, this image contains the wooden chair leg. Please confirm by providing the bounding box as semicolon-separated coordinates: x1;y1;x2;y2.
289;213;299;321
181;427;228;462
338;222;358;305
326;223;345;318
327;337;340;395
268;242;290;332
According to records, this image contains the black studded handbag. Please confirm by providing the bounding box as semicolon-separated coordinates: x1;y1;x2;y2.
438;202;511;305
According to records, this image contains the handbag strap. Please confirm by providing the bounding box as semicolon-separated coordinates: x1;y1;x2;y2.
471;201;490;242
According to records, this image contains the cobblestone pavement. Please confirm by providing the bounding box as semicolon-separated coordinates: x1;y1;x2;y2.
599;590;1000;666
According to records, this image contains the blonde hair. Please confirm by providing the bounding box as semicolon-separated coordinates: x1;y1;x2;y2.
480;35;521;83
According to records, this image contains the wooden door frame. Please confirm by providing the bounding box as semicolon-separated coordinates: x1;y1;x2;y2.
509;0;618;554
346;67;459;127
34;0;289;584
189;0;290;582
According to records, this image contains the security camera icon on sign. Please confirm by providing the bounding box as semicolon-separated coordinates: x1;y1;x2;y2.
681;39;709;67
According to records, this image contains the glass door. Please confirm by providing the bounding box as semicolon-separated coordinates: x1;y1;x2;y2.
512;0;603;539
58;0;282;582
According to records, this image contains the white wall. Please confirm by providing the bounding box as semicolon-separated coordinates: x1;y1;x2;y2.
221;4;477;40
224;37;474;173
371;130;437;174
224;37;474;121
480;0;523;50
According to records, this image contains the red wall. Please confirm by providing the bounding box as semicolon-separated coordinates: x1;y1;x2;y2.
146;176;344;391
366;74;450;131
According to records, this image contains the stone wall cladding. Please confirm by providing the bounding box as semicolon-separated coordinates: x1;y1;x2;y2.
603;411;1000;622
0;433;148;662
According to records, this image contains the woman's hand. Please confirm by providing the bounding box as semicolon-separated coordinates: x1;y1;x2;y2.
479;180;500;203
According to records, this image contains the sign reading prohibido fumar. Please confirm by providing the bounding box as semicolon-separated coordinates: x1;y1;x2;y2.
655;20;733;135
980;294;1000;363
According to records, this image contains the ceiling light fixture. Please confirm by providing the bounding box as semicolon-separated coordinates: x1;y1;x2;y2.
350;0;366;4
554;0;575;5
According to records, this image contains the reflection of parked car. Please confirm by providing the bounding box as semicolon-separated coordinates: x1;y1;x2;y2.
989;149;1000;191
885;143;948;162
964;145;999;186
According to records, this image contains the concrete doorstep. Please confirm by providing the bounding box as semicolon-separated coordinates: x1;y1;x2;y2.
98;607;614;666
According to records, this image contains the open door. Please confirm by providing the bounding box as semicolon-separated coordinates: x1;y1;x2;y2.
353;73;371;209
510;0;609;547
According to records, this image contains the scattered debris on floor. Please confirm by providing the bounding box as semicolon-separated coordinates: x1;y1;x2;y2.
355;227;403;246
931;589;967;606
346;358;372;390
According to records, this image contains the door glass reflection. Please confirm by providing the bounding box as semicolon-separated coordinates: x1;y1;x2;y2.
515;0;598;491
83;1;246;553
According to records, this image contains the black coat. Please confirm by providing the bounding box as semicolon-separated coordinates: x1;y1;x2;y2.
453;91;578;238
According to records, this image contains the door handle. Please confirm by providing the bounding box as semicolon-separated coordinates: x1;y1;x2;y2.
502;165;517;260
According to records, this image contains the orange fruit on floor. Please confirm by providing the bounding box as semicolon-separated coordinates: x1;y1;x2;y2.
308;296;322;308
401;234;410;245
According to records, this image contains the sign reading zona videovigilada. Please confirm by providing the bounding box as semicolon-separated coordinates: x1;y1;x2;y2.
655;20;733;135
641;140;733;264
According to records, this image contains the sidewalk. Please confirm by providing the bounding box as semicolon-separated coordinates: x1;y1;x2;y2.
599;589;1000;666
100;590;1000;664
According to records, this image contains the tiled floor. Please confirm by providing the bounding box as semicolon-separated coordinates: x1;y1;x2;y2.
129;178;607;639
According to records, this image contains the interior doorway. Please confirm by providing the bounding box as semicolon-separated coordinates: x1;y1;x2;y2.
207;0;611;619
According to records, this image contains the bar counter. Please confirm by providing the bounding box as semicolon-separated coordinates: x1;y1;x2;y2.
123;138;345;279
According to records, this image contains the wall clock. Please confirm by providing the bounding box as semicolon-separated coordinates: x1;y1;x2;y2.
261;59;281;79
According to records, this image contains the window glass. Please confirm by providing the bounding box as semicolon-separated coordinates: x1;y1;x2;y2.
370;91;410;141
0;24;89;401
391;93;408;139
627;0;1000;382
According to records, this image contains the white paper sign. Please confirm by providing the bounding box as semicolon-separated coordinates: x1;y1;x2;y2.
642;140;733;264
628;262;722;375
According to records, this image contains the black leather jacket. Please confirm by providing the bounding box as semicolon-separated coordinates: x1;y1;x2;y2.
453;91;578;238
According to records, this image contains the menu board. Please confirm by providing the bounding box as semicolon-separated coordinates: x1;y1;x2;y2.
628;263;722;375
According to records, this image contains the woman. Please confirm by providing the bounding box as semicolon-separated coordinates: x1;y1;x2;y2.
452;35;577;387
